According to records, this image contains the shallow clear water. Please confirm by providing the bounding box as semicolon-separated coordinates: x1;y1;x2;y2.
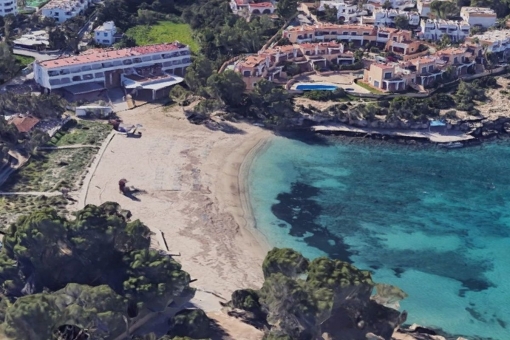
248;135;510;340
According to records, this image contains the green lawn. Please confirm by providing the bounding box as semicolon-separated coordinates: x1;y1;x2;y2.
125;21;199;53
48;120;111;147
356;81;384;94
14;55;35;68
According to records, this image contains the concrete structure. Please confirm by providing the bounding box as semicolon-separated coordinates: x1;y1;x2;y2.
75;105;112;117
360;8;420;27
13;30;49;50
41;0;91;23
460;7;497;28
420;19;471;42
94;21;120;46
0;0;17;16
364;0;415;11
318;0;366;23
234;42;355;90
248;2;275;15
468;30;510;55
34;42;192;97
230;0;275;15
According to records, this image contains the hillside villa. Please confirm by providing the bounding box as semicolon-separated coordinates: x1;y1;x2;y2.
419;19;471;42
460;7;497;28
41;0;92;23
234;41;355;90
360;8;421;27
362;45;479;92
230;0;276;15
467;30;510;56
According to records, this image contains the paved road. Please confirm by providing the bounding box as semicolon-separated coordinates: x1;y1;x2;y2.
13;48;60;61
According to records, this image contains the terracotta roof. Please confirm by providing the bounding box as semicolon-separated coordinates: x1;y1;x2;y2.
372;63;395;70
9;115;40;133
238;55;266;68
38;42;187;70
436;47;467;55
249;2;273;7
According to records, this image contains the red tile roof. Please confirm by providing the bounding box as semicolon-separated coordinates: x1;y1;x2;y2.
9;115;40;133
38;42;187;70
249;2;273;7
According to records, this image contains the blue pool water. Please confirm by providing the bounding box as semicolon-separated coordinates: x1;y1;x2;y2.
296;84;338;91
248;134;510;340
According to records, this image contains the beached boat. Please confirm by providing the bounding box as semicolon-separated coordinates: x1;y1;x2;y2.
438;142;464;149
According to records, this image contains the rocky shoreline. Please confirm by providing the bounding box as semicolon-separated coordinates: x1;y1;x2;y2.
301;115;510;146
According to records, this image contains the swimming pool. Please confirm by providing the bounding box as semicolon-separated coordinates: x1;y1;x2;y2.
296;84;338;91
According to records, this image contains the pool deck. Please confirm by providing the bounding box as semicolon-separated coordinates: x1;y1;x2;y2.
312;124;475;143
291;81;370;94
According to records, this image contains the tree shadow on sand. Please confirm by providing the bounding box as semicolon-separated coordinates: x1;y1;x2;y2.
209;318;230;340
204;120;246;134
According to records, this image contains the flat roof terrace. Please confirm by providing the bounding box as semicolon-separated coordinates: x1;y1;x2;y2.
38;43;188;69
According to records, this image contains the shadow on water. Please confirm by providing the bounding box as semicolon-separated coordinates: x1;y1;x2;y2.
276;130;331;146
271;182;353;262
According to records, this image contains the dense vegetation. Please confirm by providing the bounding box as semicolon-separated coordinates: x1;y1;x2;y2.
229;248;408;340
0;203;196;339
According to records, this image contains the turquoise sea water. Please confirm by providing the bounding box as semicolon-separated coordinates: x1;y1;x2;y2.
248;134;510;340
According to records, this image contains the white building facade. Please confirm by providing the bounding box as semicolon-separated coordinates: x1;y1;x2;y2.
469;30;510;55
41;0;91;24
318;0;366;22
94;21;118;46
361;9;420;26
33;42;192;91
365;0;415;11
420;19;470;41
0;0;17;16
460;7;497;28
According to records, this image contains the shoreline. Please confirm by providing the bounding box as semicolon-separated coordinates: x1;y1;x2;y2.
236;135;274;253
80;105;273;317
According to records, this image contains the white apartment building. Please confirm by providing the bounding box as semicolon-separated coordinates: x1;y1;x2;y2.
468;30;510;55
33;42;192;91
460;7;497;28
94;21;118;46
420;19;470;41
0;0;17;16
360;8;420;26
318;0;366;22
364;0;415;11
41;0;91;24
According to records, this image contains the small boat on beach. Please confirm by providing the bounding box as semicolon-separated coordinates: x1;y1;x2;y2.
438;142;464;149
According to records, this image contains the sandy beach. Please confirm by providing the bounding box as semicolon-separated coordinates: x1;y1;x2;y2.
77;104;273;319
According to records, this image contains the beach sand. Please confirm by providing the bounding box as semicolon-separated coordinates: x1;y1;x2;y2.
77;104;272;325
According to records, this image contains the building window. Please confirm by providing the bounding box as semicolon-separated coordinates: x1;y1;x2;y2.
374;80;380;87
384;72;392;79
422;67;426;73
104;32;108;37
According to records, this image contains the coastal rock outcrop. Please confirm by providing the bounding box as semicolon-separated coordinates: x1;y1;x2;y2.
227;248;407;340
